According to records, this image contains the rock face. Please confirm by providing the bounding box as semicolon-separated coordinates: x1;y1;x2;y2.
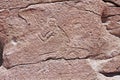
0;0;120;80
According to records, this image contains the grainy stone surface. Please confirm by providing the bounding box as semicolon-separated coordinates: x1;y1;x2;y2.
100;56;120;73
0;0;120;80
0;60;97;80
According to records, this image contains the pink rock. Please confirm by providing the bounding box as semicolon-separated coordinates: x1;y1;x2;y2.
0;0;120;80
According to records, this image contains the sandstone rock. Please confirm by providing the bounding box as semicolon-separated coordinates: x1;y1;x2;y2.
100;57;120;73
0;0;120;80
102;7;120;37
103;0;120;6
0;60;97;80
3;0;107;68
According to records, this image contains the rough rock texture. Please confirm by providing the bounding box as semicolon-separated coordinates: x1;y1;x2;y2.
100;56;120;73
0;0;120;80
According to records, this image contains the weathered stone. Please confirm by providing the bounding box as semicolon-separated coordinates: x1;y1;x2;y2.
0;0;120;80
103;0;120;6
0;60;97;80
2;0;107;68
100;56;120;74
102;7;120;37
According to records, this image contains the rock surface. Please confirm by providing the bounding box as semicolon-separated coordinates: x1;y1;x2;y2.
0;0;120;80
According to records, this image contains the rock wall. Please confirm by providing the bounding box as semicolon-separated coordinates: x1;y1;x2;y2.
0;0;120;80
